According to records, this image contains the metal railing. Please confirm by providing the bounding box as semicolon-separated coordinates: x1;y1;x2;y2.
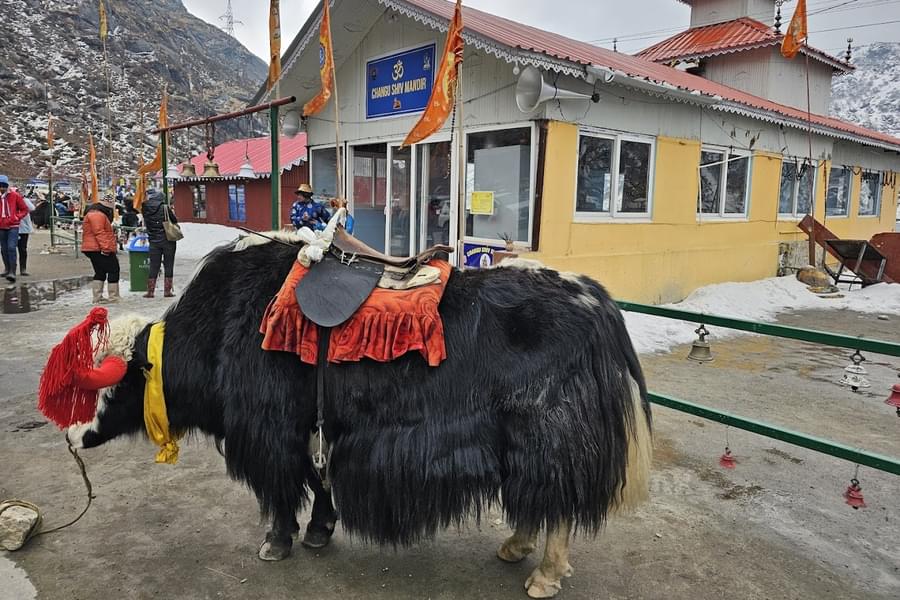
49;216;144;257
617;301;900;476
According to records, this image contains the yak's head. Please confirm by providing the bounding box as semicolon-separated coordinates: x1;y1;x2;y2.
66;315;152;450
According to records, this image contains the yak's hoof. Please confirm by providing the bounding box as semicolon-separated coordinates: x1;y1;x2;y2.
258;534;292;561
301;523;334;549
525;565;572;599
497;540;534;563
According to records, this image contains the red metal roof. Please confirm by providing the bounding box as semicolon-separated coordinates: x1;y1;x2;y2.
636;17;850;70
395;0;897;147
179;134;307;179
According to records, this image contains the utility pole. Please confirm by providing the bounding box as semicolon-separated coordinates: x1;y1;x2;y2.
219;1;243;37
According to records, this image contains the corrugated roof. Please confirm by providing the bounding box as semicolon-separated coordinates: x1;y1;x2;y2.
390;0;898;148
636;17;850;71
178;134;307;179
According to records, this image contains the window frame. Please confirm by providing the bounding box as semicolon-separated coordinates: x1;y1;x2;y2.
227;183;247;223
573;129;656;222
777;157;818;219
462;122;537;246
697;145;752;220
857;171;882;218
825;165;853;218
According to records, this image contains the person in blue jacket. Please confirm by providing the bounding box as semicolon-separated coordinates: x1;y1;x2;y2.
290;184;330;231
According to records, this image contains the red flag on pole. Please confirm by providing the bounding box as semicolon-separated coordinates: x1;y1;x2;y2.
302;1;335;116
401;0;464;148
781;0;808;59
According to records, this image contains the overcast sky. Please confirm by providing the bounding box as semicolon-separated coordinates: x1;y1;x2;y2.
182;0;900;62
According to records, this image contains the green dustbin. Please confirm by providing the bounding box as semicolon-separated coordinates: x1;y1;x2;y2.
127;234;151;292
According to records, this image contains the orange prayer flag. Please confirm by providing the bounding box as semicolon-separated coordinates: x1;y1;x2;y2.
401;0;464;148
267;0;282;92
47;115;54;149
781;0;808;59
134;155;146;212
99;0;108;41
302;1;335;116
135;89;167;207
88;133;100;204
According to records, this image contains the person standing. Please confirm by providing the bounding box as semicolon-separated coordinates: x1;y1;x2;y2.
81;195;120;303
141;189;177;298
1;175;30;283
17;194;35;276
290;184;330;231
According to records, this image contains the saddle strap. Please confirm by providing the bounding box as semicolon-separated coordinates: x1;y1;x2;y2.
313;326;331;475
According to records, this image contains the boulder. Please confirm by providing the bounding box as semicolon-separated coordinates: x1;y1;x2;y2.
796;266;831;288
0;503;40;551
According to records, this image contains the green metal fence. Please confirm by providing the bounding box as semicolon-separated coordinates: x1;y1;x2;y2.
616;301;900;476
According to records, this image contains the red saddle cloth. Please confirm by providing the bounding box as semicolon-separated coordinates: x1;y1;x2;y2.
260;260;451;366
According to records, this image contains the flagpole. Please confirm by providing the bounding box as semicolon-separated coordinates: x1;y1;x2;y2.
331;50;343;200
456;63;465;265
804;49;816;267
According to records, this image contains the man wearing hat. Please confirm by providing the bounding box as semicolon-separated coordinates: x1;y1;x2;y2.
290;184;331;231
0;174;30;283
81;194;120;303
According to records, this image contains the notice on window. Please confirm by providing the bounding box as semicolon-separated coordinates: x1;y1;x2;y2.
469;191;495;215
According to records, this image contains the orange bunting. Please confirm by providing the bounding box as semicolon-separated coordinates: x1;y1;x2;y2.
302;1;334;116
99;0;108;41
267;0;282;92
781;0;808;59
134;89;168;211
401;0;464;148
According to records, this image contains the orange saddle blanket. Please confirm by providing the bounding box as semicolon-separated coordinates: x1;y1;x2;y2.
260;260;452;366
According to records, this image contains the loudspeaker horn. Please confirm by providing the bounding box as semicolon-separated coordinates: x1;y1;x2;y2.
515;65;600;113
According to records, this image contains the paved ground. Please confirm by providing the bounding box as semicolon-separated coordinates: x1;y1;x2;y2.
2;242;899;600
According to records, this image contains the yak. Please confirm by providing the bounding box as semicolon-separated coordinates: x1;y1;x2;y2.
66;235;652;599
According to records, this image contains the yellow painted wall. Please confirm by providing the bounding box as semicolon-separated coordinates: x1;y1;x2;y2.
526;121;896;304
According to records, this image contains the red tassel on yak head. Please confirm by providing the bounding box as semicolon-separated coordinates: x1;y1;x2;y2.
38;307;114;429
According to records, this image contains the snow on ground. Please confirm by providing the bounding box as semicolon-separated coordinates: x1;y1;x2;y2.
626;276;900;354
176;223;244;260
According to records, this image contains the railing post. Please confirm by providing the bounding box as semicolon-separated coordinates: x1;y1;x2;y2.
270;105;280;231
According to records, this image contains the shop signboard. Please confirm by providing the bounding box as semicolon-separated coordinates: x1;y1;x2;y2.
463;242;506;268
366;44;436;120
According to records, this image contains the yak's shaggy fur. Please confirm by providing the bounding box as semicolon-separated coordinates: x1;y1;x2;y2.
84;239;651;548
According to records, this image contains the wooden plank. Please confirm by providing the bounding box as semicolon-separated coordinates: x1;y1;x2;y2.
797;215;896;284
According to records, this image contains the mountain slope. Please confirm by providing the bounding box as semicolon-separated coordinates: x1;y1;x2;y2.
0;0;267;182
830;42;900;139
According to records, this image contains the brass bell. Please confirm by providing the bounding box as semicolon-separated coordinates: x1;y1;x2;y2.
201;160;221;178
687;324;714;363
838;350;870;391
180;160;197;178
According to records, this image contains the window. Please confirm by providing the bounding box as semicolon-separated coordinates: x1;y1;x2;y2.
191;185;207;219
465;126;533;243
311;147;344;197
576;133;654;218
778;158;816;217
826;166;852;217
858;171;882;217
698;147;751;217
228;184;246;222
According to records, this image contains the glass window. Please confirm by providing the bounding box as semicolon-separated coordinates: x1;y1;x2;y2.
191;185;207;219
826;166;852;216
416;141;452;249
576;134;653;217
465;127;532;243
796;162;814;215
389;145;411;256
778;160;797;214
779;158;816;217
311;147;344;198
228;184;246;222
858;171;881;217
698;148;751;217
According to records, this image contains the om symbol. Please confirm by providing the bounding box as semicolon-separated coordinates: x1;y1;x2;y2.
319;44;326;67
392;59;404;81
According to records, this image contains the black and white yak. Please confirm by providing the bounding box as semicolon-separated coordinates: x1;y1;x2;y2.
66;236;652;598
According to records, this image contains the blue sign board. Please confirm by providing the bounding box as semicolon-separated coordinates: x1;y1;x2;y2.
366;44;436;120
463;243;507;269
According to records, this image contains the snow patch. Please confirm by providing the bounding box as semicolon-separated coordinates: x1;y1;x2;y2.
176;223;243;259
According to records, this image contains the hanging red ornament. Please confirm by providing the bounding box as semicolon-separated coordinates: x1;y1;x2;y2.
843;478;866;510
885;383;900;417
719;447;736;469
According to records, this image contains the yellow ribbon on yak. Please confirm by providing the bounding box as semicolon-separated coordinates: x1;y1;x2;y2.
144;322;182;464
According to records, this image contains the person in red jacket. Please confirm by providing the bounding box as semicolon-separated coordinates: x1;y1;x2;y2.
0;175;30;283
81;195;120;303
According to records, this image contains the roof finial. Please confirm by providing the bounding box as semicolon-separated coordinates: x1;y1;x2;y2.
774;1;783;34
613;37;618;53
845;38;853;63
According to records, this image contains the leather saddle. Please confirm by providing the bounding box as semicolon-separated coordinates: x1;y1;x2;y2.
296;228;454;328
